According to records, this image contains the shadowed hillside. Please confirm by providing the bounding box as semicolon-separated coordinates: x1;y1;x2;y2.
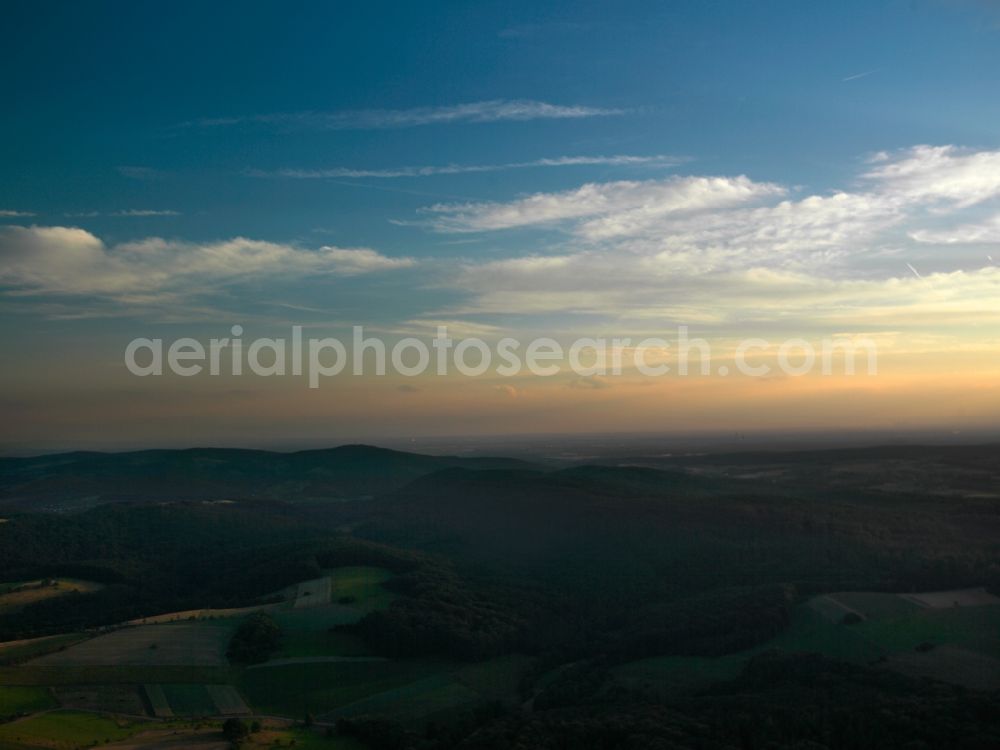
0;445;541;511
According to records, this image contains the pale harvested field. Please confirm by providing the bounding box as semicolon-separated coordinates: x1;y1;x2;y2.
126;605;268;625
0;579;104;614
293;577;331;608
56;684;148;716
808;594;866;623
887;645;1000;690
206;684;250;715
899;587;1000;609
106;727;229;749
31;624;231;667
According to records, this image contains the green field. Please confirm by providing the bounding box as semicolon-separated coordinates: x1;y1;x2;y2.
271;566;396;660
854;603;1000;658
0;687;56;718
762;603;885;663
0;665;233;687
160;683;217;716
828;591;923;620
323;672;480;723
611;593;1000;696
272;607;377;659
251;727;367;750
0;710;147;749
238;658;454;717
328;567;396;613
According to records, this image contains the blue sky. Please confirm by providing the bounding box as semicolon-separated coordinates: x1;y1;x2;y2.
3;0;999;250
2;1;1000;446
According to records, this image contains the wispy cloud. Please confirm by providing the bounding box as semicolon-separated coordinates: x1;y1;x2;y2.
0;226;415;304
185;99;626;130
112;209;180;217
864;144;1000;207
910;212;1000;244
419;144;1000;331
423;175;784;233
64;209;181;218
0;210;35;217
251;154;685;180
841;68;879;83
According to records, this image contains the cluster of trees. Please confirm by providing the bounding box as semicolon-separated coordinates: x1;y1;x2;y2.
0;502;409;640
341;563;524;660
226;612;281;664
331;652;1000;749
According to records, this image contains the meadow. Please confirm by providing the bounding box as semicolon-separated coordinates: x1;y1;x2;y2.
0;710;148;749
0;686;55;718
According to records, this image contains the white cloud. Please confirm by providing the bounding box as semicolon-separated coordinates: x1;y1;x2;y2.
190;100;624;130
421;145;1000;331
253;154;684;179
0;210;35;217
447;252;1000;329
0;226;414;300
425;175;783;233
864;145;1000;207
910;213;1000;244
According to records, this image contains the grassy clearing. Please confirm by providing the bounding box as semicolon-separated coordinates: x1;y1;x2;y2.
807;595;855;624
828;591;922;620
610;593;1000;696
272;606;361;633
294;578;333;609
270;566;395;661
328;567;395;613
238;659;453;717
764;604;885;663
609;599;886;696
272;608;374;661
0;710;147;749
855;603;1000;658
0;687;55;718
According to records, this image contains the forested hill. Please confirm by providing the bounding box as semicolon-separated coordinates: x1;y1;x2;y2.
0;444;541;511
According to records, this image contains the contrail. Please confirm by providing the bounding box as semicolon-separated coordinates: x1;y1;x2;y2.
906;262;923;279
842;69;878;83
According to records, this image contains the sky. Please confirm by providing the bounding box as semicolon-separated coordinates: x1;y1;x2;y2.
2;0;1000;450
